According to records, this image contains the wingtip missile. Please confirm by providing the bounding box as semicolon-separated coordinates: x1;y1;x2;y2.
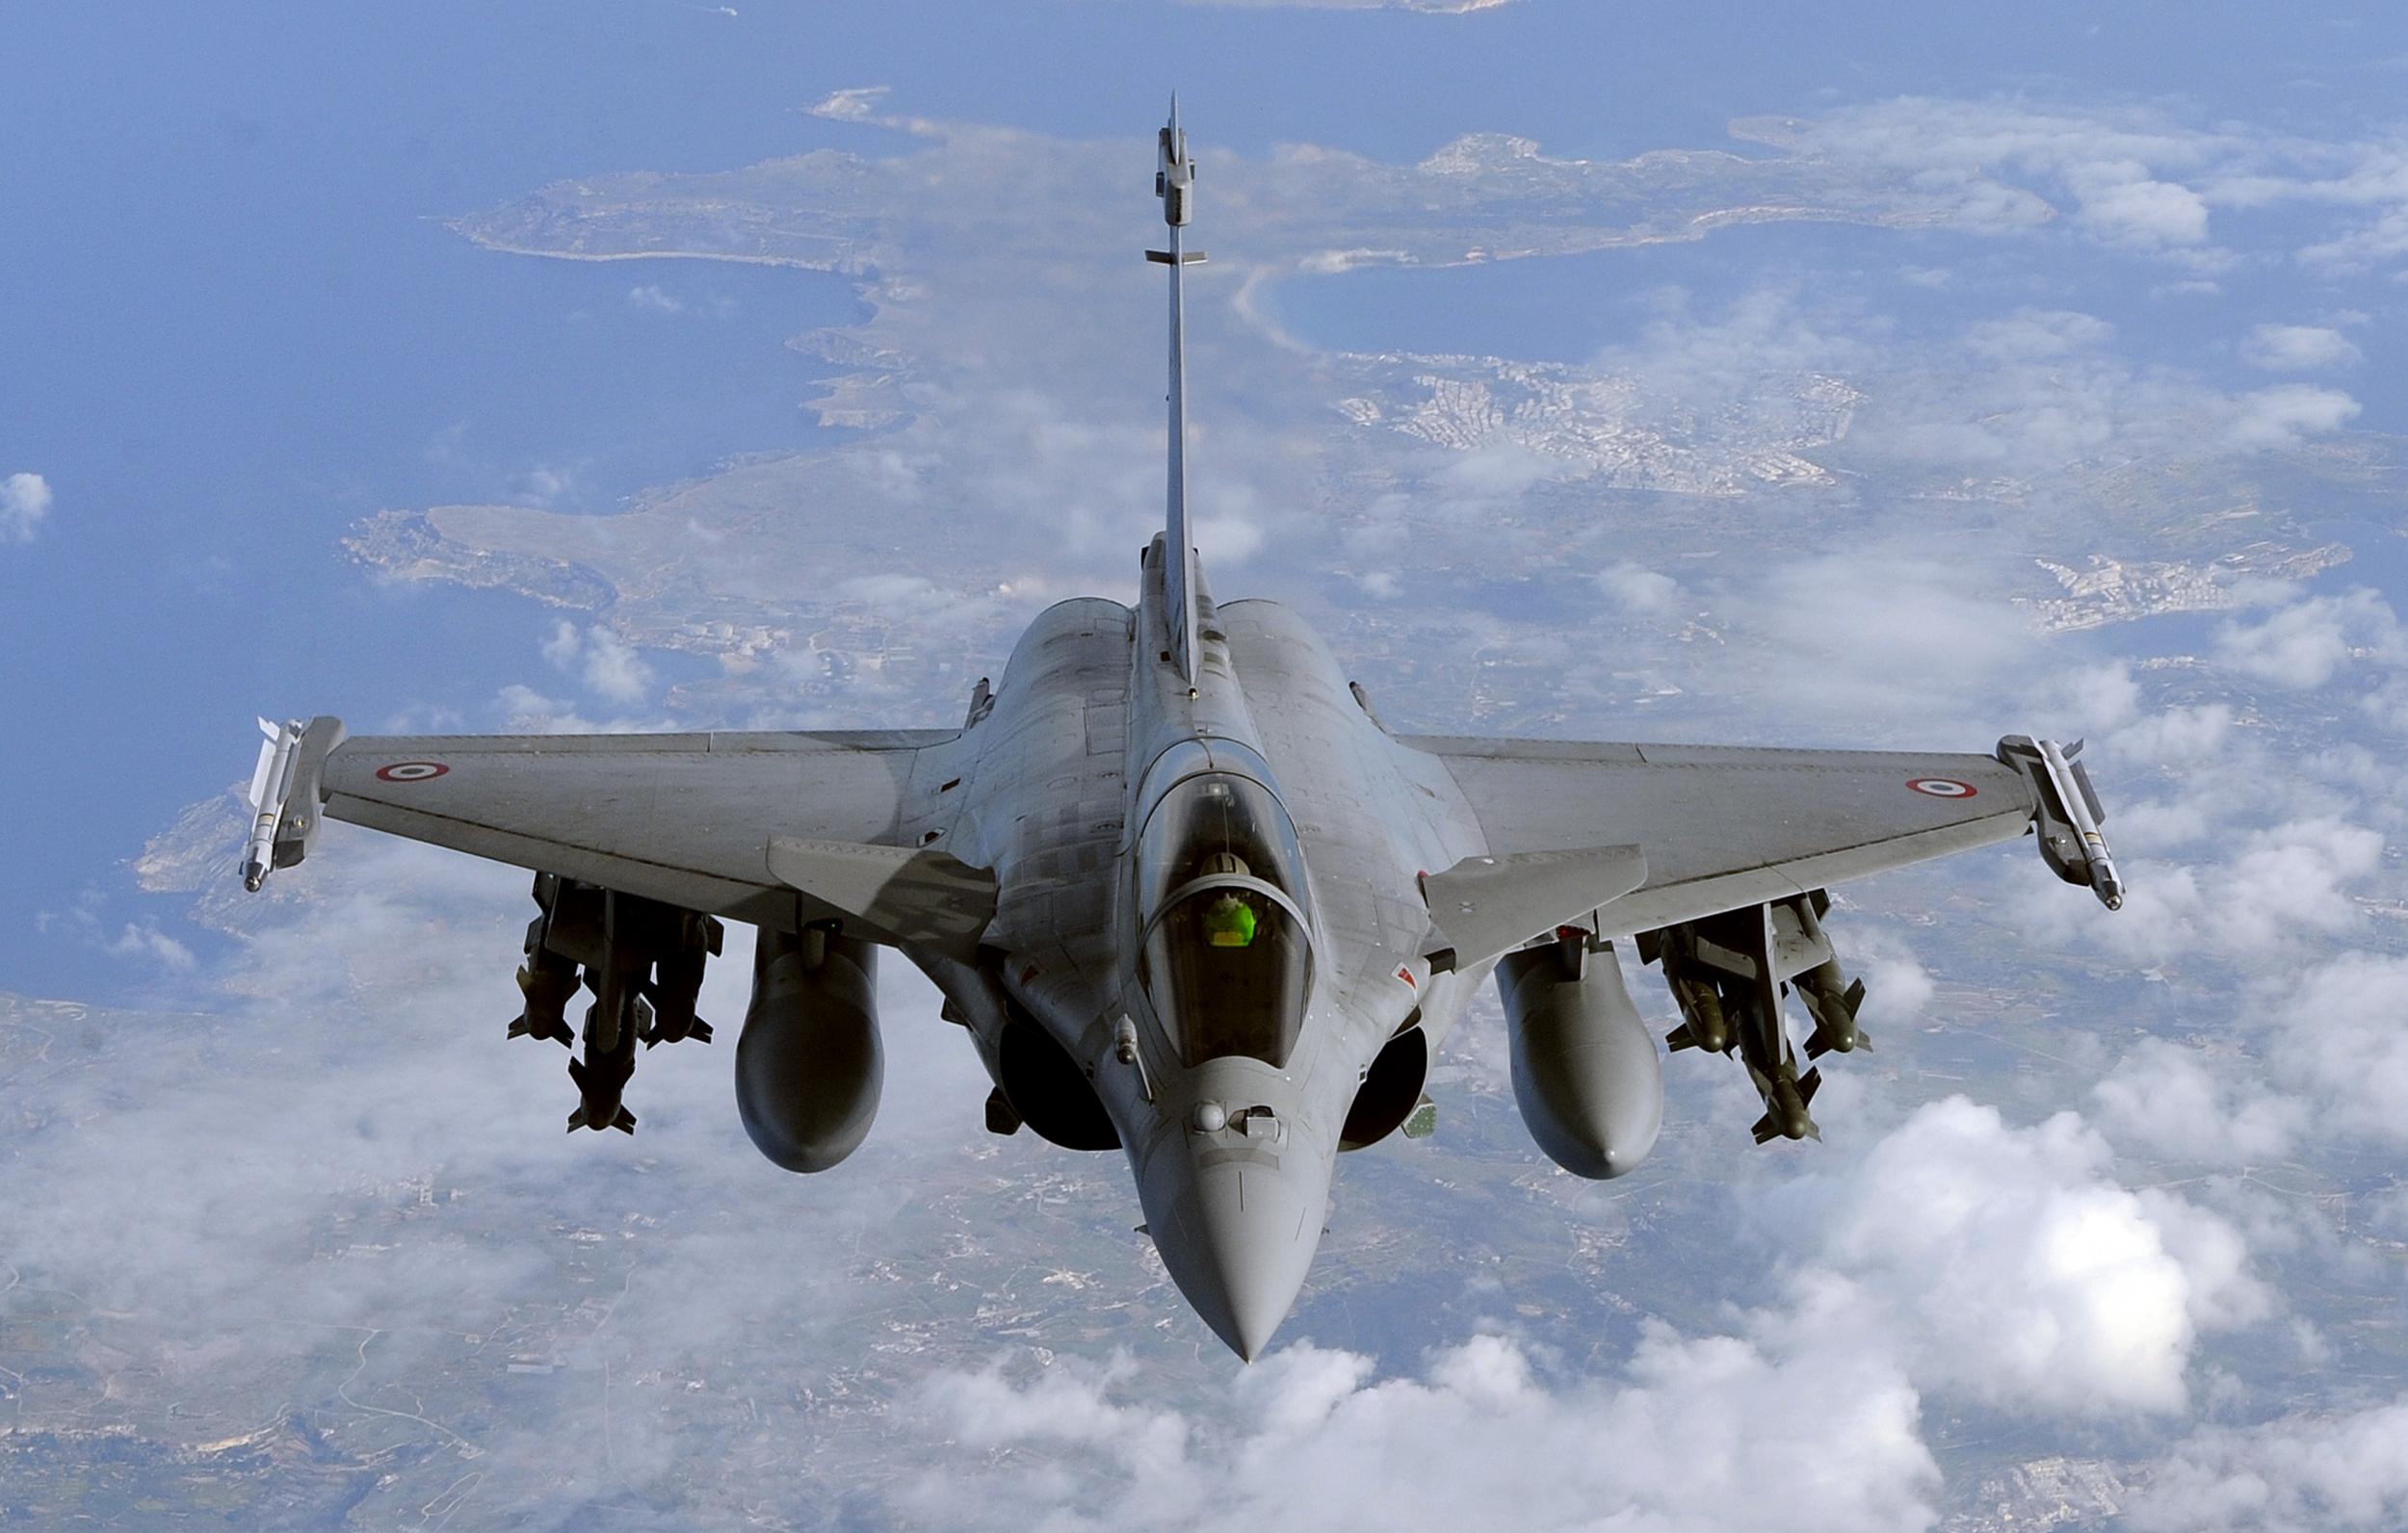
1157;99;1195;227
241;718;301;893
2001;734;2128;910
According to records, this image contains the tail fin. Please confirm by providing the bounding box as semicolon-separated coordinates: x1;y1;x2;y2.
1148;96;1207;683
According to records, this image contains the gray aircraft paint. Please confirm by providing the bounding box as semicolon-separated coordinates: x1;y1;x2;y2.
243;111;2121;1362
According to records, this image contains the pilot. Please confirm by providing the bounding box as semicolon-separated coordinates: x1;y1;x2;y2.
1199;852;1257;948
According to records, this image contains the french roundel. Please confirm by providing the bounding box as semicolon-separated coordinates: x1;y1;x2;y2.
1906;776;1976;799
375;761;450;783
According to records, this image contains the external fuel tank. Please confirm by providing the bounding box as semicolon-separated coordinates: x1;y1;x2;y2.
735;925;883;1173
1497;941;1663;1180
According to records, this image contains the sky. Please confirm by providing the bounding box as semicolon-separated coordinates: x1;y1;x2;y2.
6;1;2408;1527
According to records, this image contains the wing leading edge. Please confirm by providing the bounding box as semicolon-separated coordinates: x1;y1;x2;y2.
1406;736;2045;939
297;724;961;929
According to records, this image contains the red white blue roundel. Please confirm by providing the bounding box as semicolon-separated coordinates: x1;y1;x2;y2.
375;761;450;783
1906;776;1976;799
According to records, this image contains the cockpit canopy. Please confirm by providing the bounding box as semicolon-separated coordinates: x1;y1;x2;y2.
1135;771;1313;1069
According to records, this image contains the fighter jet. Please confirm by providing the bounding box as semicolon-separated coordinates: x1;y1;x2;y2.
242;105;2123;1361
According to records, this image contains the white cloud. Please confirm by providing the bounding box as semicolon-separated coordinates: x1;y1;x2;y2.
1792;100;2228;250
904;1331;1938;1533
539;618;582;669
897;1095;2269;1530
809;85;892;121
1844;926;1936;1032
2220;383;2362;450
2214;587;2402;689
626;282;733;319
2076;173;2212;246
2092;1038;2305;1164
535;622;656;704
510;462;581;507
1762;1097;2268;1417
1739;549;2039;736
2112;702;2235;766
2068;816;2384;965
2132;1398;2408;1530
1194;512;1266;566
2265;953;2408;1149
494;683;604;733
3;822;992;1410
1596;560;1679;615
104;922;197;973
2;471;52;541
2241;324;2363;372
579;626;654;703
1964;308;2116;362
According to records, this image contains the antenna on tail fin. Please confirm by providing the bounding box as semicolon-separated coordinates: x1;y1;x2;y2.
1147;95;1207;684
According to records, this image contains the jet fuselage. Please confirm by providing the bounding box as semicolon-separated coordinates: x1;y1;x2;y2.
911;537;1490;1356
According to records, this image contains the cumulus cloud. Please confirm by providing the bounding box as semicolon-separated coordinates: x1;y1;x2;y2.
2;471;52;541
2241;324;2363;372
1836;304;2363;478
538;621;656;704
808;85;891;121
2067;815;2384;966
104;922;198;973
2264;953;2408;1149
4;819;1010;1520
2092;1038;2306;1164
1791;100;2228;250
538;617;583;669
1777;98;2408;276
897;1094;2270;1529
1599;287;1877;410
580;629;652;702
509;461;582;507
1841;925;1936;1032
2131;1398;2408;1530
1194;512;1267;566
2214;587;2402;689
1762;1098;2267;1417
2077;173;2212;246
626;282;734;319
2111;701;2235;767
904;1332;1938;1533
2220;383;2363;450
1596;559;1680;615
1736;547;2040;736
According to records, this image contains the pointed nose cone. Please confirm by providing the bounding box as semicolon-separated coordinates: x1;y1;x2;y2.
1149;1154;1329;1362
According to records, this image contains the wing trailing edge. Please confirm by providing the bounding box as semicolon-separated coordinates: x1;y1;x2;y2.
1423;844;1650;969
764;837;997;961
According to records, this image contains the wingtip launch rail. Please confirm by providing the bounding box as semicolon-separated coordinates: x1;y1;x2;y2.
242;715;345;892
1998;734;2125;909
